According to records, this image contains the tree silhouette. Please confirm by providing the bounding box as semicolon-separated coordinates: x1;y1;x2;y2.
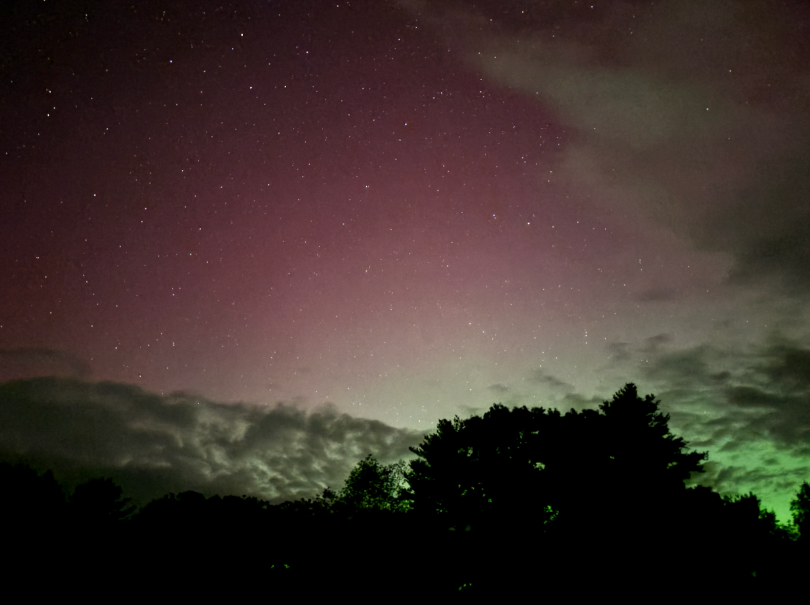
791;481;810;541
320;454;411;514
406;404;563;534
598;383;707;482
133;489;210;528
565;384;708;535
0;461;67;535
71;477;136;524
406;383;707;538
3;381;807;598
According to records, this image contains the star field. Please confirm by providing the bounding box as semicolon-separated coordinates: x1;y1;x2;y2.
2;0;810;520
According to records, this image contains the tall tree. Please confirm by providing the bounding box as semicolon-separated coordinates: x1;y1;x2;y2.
790;481;810;540
71;477;136;523
406;383;707;534
598;383;707;487
0;461;67;531
325;454;411;513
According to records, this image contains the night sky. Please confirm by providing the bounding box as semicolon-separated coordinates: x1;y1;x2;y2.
2;0;810;520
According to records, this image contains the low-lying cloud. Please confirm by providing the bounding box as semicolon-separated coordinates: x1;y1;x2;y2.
617;334;810;518
0;377;425;505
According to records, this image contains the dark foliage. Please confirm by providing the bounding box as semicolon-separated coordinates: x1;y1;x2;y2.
791;481;810;540
406;384;707;534
319;453;411;513
71;476;136;523
1;384;807;599
0;461;67;535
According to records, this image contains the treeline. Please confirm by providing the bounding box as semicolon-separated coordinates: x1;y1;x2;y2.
3;384;809;598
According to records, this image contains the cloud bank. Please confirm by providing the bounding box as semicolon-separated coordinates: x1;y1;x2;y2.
402;0;810;293
0;377;424;505
613;333;810;520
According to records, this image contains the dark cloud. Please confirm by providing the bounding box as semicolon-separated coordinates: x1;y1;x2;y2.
0;377;424;505
603;335;810;517
488;383;510;394
458;404;487;418
641;334;673;354
559;391;605;413
404;0;810;295
642;345;716;389
606;341;631;363
641;338;810;451
527;368;574;392
0;348;92;382
694;461;808;499
759;342;810;390
709;145;810;293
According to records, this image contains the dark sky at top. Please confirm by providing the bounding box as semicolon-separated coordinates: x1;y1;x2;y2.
2;0;810;519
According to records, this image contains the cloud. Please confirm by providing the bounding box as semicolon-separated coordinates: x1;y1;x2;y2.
606;341;631;364
488;383;510;394
617;334;810;518
641;334;673;354
559;390;605;413
639;337;810;447
695;461;808;499
458;404;487;418
643;346;718;390
643;338;810;450
0;348;92;382
709;144;810;294
403;0;810;293
0;377;425;505
588;330;810;517
528;368;574;392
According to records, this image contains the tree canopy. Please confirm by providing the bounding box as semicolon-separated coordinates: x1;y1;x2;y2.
790;481;810;540
405;383;708;533
2;382;808;598
319;454;411;514
71;477;136;523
